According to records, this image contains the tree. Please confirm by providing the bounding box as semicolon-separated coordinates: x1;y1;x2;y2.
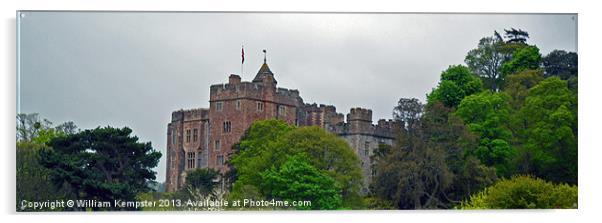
229;120;363;209
503;28;529;44
500;45;542;78
371;125;452;209
228;120;294;195
503;69;545;111
261;154;343;210
465;31;507;91
460;175;577;209
421;102;497;200
372;100;495;209
16;116;79;211
427;65;483;107
16;113;52;142
517;77;577;184
184;168;220;197
40;126;162;210
543;50;578;80
455;92;515;177
393;98;423;129
17;141;68;211
56;121;79;135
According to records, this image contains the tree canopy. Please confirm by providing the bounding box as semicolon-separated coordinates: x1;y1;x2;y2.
427;65;483;107
261;154;343;210
229;120;363;209
40;126;161;210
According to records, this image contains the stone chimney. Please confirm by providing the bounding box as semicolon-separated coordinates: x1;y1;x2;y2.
228;74;241;84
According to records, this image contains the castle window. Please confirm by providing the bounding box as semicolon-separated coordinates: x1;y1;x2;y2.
257;101;264;112
215;140;221;151
186;129;191;143
193;128;198;142
170;153;176;169
236;100;241;110
371;168;377;177
278;105;286;116
187;152;196;169
216;101;223;112
364;141;370;156
172;129;176;145
223;121;232;133
217;155;224;166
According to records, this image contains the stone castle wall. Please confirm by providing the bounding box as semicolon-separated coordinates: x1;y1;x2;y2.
165;62;400;193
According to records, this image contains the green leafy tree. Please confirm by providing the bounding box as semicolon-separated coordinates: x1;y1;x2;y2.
460;175;577;209
40;126;162;210
261;154;343;210
17;141;69;211
184;168;220;197
455;92;514;177
517;77;577;184
500;45;542;78
16;113;52;142
229;120;363;209
16;116;79;211
465;31;507;91
543;50;578;80
372;99;495;209
372;126;452;209
428;65;483;107
422;102;497;200
503;69;545;111
228;120;294;196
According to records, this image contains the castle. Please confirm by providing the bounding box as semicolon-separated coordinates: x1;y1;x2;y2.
165;57;400;193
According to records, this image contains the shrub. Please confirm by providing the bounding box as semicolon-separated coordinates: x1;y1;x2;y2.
460;175;577;209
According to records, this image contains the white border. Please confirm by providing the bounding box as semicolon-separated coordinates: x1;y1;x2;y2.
2;0;600;223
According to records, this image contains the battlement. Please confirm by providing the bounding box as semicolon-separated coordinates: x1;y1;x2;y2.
171;108;209;122
347;107;373;122
276;87;300;98
209;75;300;107
209;81;264;98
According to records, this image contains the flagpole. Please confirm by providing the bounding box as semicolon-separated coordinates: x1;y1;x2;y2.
241;44;244;76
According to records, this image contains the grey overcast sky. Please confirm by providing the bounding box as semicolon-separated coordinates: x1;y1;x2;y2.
17;12;577;182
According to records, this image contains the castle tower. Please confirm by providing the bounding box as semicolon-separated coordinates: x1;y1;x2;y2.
207;56;300;174
347;108;373;134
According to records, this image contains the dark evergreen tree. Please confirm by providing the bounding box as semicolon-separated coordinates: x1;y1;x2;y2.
40;126;161;210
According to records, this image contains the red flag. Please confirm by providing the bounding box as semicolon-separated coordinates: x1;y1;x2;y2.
241;46;245;64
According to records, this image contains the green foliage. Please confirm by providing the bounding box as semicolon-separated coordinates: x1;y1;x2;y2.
543;50;578;80
363;196;396;210
230;120;363;209
500;45;542;78
372;100;496;209
517;77;577;184
460;175;577;209
455;92;514;177
503;69;545;111
16;117;79;211
229;120;294;190
33;128;67;145
428;65;483;107
184;168;219;197
17;141;69;211
261;154;343;210
465;31;507;91
40;126;162;210
16;113;52;142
